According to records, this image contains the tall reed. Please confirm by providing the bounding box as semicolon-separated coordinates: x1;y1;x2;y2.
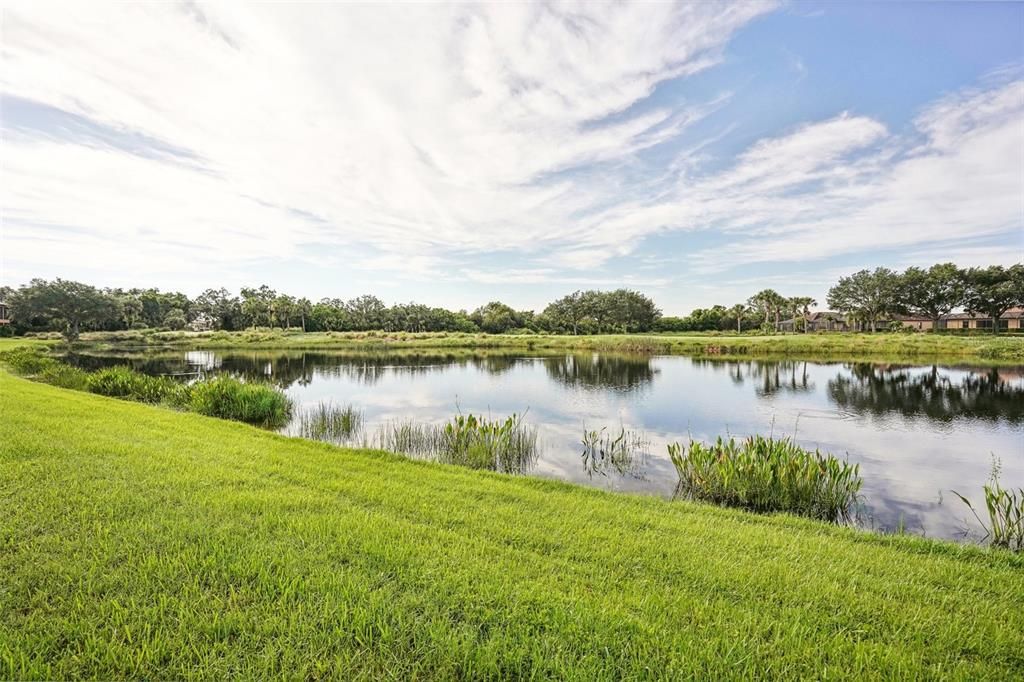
580;426;650;478
189;376;292;428
374;413;539;473
298;402;363;442
668;435;862;523
953;459;1023;552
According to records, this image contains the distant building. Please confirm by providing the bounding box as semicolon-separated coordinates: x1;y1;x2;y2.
779;307;1023;332
0;301;9;325
939;307;1023;331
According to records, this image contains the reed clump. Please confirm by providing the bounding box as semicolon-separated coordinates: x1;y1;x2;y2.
375;413;539;473
86;366;190;405
189;377;293;428
668;435;862;523
298;402;363;442
953;460;1023;552
581;426;650;478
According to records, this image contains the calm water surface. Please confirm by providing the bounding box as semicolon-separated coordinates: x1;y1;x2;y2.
73;350;1024;541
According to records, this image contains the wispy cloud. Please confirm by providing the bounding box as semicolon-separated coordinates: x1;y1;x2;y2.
0;1;1019;307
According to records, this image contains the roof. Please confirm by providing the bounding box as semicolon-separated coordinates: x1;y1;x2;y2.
945;307;1024;320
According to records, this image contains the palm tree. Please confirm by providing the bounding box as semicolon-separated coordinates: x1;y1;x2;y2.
788;296;817;333
727;304;747;333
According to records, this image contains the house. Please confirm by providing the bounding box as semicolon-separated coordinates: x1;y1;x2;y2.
0;301;9;325
779;312;850;332
779;308;1023;332
939;307;1024;331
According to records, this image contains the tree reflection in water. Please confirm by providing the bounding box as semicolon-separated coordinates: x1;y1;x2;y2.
828;364;1024;424
691;358;818;396
543;354;656;393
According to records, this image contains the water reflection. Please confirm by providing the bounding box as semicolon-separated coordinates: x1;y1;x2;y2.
829;364;1024;425
543;354;656;393
692;358;817;396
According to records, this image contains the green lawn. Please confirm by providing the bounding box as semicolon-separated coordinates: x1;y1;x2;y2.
62;327;1024;361
2;372;1022;679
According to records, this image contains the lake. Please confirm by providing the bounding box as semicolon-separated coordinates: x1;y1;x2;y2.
69;349;1024;541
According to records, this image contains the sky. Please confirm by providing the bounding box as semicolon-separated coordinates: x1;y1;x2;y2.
1;1;1022;315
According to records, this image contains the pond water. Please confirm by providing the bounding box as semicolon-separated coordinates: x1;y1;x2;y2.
70;350;1024;541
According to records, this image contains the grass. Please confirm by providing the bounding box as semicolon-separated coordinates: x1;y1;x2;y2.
669;435;863;523
580;425;650;478
374;414;539;473
298;402;364;442
1;373;1022;678
66;328;1024;361
2;375;1024;678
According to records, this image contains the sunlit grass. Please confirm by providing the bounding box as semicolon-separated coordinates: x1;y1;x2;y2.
2;372;1022;678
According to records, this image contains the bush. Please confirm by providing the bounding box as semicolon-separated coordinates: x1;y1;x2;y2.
39;363;89;391
86;366;189;405
668;435;862;523
189;377;292;427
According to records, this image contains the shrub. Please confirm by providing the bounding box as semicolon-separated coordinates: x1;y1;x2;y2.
0;347;58;375
39;363;89;391
189;377;292;427
86;366;189;404
668;435;862;523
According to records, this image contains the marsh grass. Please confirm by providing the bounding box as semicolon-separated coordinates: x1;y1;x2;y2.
953;459;1023;552
86;366;190;405
669;435;862;523
189;377;293;428
374;413;539;473
581;425;650;478
298;402;363;442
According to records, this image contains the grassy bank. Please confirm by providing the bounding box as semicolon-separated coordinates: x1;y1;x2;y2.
2;372;1022;678
62;328;1024;361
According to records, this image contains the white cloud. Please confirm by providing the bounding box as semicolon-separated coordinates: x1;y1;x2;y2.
0;1;1020;304
0;1;774;287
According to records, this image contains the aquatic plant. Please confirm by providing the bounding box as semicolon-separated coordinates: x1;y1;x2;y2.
189;376;292;427
580;425;650;478
0;347;57;374
39;363;89;391
668;435;862;523
86;366;190;405
953;459;1023;552
375;413;539;473
298;402;363;442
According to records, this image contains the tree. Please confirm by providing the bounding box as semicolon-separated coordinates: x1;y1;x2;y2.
296;298;312;332
163;308;187;330
788;296;817;333
118;295;144;329
543;291;586;335
901;263;965;330
240;285;277;328
470;301;521;334
11;278;117;341
726;304;748;333
962;264;1024;334
346;295;386;330
194;288;241;331
748;289;784;331
826;268;901;332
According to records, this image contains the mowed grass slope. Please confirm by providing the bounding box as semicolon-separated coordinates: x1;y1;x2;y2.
2;373;1022;679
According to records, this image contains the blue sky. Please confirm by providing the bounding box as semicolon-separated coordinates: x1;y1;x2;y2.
2;1;1021;314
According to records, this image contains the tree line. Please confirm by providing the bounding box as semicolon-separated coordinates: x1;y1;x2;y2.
1;262;1019;341
0;281;660;341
